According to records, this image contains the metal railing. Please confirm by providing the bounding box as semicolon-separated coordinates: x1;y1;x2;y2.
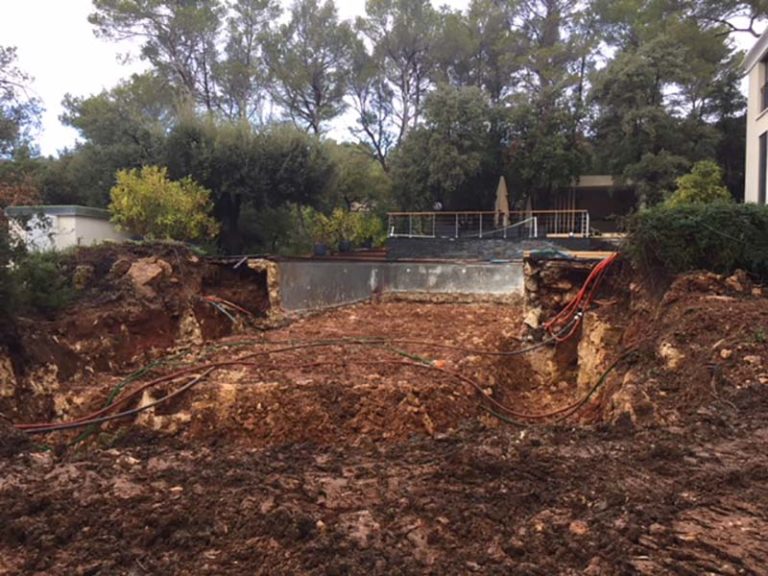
387;210;590;239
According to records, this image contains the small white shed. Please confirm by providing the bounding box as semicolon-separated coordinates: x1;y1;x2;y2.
4;205;130;252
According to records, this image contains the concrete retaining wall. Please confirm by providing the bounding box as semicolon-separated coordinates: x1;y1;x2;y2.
278;260;524;312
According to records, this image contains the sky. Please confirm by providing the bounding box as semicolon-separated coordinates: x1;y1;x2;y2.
0;0;756;157
0;0;472;156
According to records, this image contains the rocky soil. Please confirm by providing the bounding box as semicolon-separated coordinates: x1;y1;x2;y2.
1;247;768;575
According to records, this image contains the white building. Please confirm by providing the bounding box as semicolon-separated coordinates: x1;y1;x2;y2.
4;205;130;251
745;31;768;204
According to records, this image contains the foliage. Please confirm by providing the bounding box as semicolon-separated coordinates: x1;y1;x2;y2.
0;218;16;317
0;0;751;244
0;46;41;157
666;160;732;207
11;251;74;318
265;0;356;133
357;0;440;147
304;207;385;248
52;72;173;207
626;203;768;282
322;141;393;212
218;0;281;121
109;166;219;241
390;85;501;210
589;7;744;206
89;0;225;113
89;0;280;121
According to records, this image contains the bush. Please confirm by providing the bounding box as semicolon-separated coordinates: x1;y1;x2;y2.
11;251;73;317
626;203;768;282
109;166;219;242
665;160;732;207
305;207;386;249
0;220;15;317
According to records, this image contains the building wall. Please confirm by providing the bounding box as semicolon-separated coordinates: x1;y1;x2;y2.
73;216;130;247
746;56;768;204
8;212;129;252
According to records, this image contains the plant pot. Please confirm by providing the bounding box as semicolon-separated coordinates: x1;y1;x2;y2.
313;242;328;256
338;239;352;253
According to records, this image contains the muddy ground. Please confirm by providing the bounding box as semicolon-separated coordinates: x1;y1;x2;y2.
2;251;768;574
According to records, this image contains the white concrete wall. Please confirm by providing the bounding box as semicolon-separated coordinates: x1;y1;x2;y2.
9;213;129;252
746;60;768;204
54;215;78;250
73;216;130;247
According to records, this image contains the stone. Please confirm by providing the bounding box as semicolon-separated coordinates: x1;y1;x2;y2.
72;264;95;290
725;269;750;293
109;257;132;278
524;307;543;330
744;355;762;366
524;275;539;293
127;258;170;298
658;341;685;371
339;510;380;549
720;348;733;360
569;520;589;536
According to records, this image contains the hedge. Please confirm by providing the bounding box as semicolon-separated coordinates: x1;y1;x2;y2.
625;203;768;282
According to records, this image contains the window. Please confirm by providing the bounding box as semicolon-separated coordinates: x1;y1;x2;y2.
760;132;767;205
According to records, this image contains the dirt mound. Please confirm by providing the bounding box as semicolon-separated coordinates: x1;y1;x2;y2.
594;269;768;426
10;302;527;448
2;411;768;575
3;262;768;574
0;418;31;457
1;242;273;422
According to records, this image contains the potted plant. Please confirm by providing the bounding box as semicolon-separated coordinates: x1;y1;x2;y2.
330;208;354;253
309;212;334;256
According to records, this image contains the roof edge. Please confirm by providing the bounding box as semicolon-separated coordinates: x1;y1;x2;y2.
745;29;768;74
4;205;112;221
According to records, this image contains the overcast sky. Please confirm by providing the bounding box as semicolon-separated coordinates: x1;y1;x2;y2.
0;0;753;156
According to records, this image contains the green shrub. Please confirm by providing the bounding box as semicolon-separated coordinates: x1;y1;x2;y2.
0;220;15;316
11;251;73;317
304;207;386;249
626;203;768;282
665;160;732;207
109;166;220;242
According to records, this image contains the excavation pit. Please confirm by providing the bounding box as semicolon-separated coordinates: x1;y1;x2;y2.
3;245;768;575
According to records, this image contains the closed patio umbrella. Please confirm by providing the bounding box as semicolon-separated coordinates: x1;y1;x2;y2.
494;176;510;228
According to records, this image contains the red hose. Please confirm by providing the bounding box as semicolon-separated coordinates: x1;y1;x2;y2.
544;253;618;342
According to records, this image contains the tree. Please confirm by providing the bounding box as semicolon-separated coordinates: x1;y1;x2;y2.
215;0;281;122
265;0;356;134
348;44;396;170
589;2;745;205
431;1;522;103
322;141;393;212
666;160;732;206
502;0;596;206
109;165;219;241
390;85;500;210
685;0;768;37
53;72;173;207
89;0;225;112
0;46;41;157
357;0;440;146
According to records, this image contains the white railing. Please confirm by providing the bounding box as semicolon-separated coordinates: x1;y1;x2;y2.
387;210;589;239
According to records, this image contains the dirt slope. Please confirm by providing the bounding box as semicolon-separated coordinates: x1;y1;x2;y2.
1;260;768;574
